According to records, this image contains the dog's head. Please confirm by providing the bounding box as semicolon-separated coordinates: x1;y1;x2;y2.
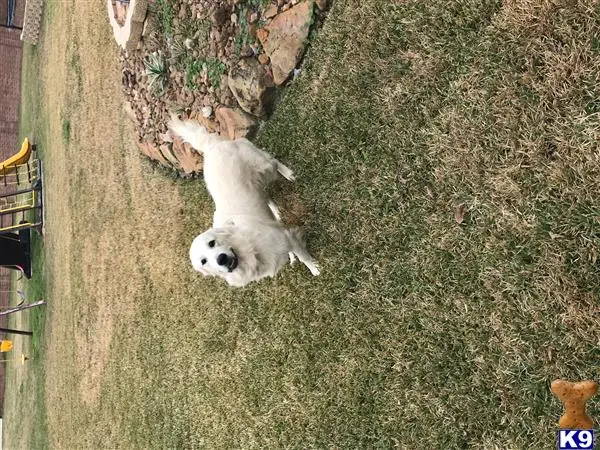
189;228;240;277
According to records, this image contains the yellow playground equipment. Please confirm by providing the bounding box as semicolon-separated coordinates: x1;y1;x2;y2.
0;138;32;173
0;138;45;278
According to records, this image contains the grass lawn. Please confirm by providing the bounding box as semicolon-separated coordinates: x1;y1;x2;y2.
2;36;50;450
3;0;600;448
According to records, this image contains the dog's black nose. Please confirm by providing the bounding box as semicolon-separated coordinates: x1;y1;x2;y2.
216;253;228;266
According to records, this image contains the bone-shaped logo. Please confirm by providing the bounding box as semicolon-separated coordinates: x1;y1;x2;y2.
551;380;598;429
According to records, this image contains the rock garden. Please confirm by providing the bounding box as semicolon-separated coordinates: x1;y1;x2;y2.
107;0;329;176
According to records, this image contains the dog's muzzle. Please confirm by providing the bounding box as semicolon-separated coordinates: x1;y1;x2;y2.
217;251;238;272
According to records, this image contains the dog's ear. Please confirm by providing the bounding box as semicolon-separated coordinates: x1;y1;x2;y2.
212;227;233;240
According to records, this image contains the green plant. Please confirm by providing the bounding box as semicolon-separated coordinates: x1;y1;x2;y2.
247;0;270;8
168;38;187;62
234;5;251;56
62;119;70;144
184;58;202;90
205;58;227;88
144;51;169;96
153;0;175;36
185;57;227;90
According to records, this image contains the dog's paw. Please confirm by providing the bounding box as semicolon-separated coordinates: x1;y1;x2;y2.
289;252;297;265
308;263;321;276
278;164;296;182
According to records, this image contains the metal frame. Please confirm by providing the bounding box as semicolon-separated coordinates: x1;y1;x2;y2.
0;158;44;236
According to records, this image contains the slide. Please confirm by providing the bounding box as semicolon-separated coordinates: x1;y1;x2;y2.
0;138;32;174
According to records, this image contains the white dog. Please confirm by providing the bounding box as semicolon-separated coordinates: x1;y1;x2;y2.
168;118;320;287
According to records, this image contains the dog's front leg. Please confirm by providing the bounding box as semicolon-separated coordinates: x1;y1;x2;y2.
287;230;320;276
268;200;297;265
276;161;295;182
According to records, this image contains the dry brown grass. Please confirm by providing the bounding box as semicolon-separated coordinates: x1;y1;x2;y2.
2;0;201;447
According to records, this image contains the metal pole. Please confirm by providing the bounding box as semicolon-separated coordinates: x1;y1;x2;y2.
0;24;22;31
0;300;45;317
0;328;33;336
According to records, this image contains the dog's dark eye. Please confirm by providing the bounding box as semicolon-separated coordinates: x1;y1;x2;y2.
208;240;216;248
201;258;207;265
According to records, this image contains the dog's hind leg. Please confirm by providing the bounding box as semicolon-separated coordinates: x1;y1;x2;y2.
287;229;320;276
239;142;296;182
268;200;297;265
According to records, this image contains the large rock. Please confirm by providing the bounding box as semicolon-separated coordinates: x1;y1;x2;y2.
137;141;171;167
228;57;275;117
188;110;220;133
259;0;313;85
171;137;204;175
215;106;258;140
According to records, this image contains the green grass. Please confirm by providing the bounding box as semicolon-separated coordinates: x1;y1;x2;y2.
2;40;50;450
61;119;71;144
184;57;202;90
6;0;600;448
172;0;600;447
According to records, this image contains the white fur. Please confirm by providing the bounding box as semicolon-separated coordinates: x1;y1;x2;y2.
169;118;320;287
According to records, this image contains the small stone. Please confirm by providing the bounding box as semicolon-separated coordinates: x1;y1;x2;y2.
256;28;269;44
178;4;187;19
264;5;278;18
249;12;258;23
258;53;270;64
230;13;238;24
201;106;213;118
159;131;173;143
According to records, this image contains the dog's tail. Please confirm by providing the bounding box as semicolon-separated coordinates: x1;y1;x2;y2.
168;117;221;153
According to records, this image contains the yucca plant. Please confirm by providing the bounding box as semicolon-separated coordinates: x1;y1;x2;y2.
168;38;187;63
144;50;169;96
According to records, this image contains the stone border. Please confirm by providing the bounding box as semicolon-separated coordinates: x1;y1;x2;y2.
20;0;44;45
107;0;148;51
